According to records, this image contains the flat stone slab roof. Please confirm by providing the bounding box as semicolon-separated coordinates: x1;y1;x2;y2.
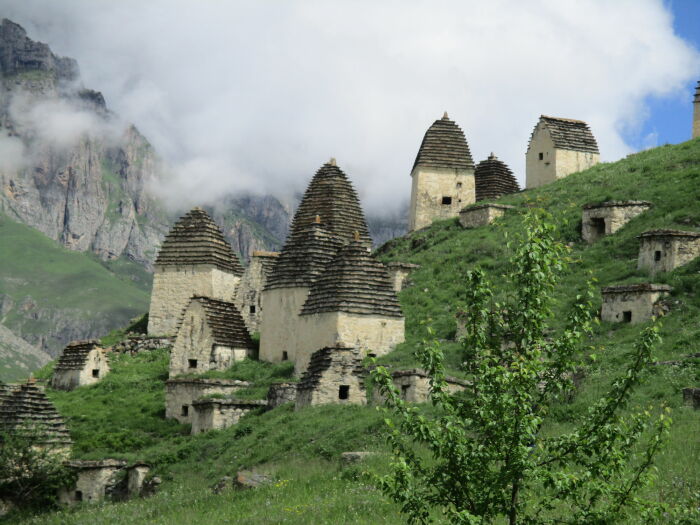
391;368;470;387
638;229;700;238
385;261;421;270
64;459;127;469
166;378;251;387
582;200;652;210
192;398;268;408
460;203;515;213
601;283;672;294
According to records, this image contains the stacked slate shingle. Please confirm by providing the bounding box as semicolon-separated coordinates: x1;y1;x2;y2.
155;207;243;275
300;239;402;317
53;340;102;372
474;153;520;201
0;380;72;446
179;297;254;350
413;113;474;171
296;346;366;393
530;116;599;154
266;160;371;291
695;80;700;103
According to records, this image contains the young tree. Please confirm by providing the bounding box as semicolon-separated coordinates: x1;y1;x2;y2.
372;209;671;524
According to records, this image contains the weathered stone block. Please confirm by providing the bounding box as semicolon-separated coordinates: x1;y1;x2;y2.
266;382;297;409
191;398;267;434
459;203;514;229
637;229;700;275
51;340;109;391
600;283;671;324
385;262;420;293
296;346;367;409
165;378;251;424
58;459;126;505
234;251;279;333
682;387;700;409
581;201;652;243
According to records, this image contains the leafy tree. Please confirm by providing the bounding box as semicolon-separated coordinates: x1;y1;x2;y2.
372;209;671;524
0;427;74;510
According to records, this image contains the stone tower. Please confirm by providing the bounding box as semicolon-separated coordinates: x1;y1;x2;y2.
693;80;700;139
408;113;475;231
526;116;599;189
147;207;244;336
259;159;370;365
474;153;520;201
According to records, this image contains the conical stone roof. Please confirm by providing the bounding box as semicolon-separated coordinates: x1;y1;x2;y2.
265;222;343;290
300;239;403;317
155;207;243;275
289;160;371;244
54;340;102;371
412;113;474;171
0;380;72;446
178;297;254;349
474;153;520;201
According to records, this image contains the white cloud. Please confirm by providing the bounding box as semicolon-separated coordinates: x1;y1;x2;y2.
0;132;26;172
3;0;698;213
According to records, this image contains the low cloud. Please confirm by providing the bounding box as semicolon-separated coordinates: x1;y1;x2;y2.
3;0;699;214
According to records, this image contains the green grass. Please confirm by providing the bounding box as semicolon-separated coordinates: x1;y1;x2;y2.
10;138;700;523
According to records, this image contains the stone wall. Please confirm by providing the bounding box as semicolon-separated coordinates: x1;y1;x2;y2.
294;312;405;375
51;348;109;391
259;286;310;364
581;201;652;243
600;284;671;324
295;347;366;409
637;230;700;275
165;378;250;424
58;460;126;505
169;300;249;377
385;262;420;293
683;387;700;409
388;369;468;403
694;84;700;139
459;204;514;229
234;251;278;333
555;148;599;180
408;167;475;231
191;398;267;434
147;264;240;336
111;335;174;355
266;382;297;409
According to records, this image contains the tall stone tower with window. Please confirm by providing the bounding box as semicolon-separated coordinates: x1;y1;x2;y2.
693;80;700;139
408;113;475;231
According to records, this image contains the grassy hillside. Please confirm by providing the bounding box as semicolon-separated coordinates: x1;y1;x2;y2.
12;139;700;524
0;212;151;379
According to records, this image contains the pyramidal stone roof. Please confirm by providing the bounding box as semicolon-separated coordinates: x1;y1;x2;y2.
179;296;254;349
530;116;599;154
296;346;366;393
54;340;103;371
155;207;243;275
412;113;474;171
0;380;72;445
289;160;371;244
265;222;344;290
300;239;403;317
474;153;520;201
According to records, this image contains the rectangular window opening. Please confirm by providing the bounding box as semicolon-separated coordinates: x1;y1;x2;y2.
339;385;350;400
538;152;544;160
75;490;83;502
591;217;605;235
654;250;662;261
401;384;410;400
623;311;632;323
181;405;189;417
249;305;256;314
188;359;198;369
282;351;288;361
92;369;99;378
456;182;462;189
441;196;452;205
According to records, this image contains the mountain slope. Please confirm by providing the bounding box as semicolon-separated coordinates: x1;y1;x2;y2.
0;211;150;365
16;139;700;524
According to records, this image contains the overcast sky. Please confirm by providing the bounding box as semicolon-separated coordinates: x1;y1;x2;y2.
2;0;699;214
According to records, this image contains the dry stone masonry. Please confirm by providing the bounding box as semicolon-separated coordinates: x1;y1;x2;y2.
581;201;652;243
191;398;267;434
169;296;254;377
474;153;520;201
295;239;404;374
385;262;420;293
682;387;700;409
234;250;279;333
51;340;109;391
295;346;367;408
0;379;72;451
637;229;700;275
388;369;468;403
58;460;152;505
148;207;243;336
693;80;700;139
408;113;475;231
600;284;671;324
526;116;600;189
266;382;298;409
165;377;251;424
111;335;174;355
459;203;514;229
